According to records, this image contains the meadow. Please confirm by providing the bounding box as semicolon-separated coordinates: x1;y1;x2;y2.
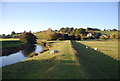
1;38;22;48
78;40;119;61
0;38;19;41
94;31;119;35
2;40;119;79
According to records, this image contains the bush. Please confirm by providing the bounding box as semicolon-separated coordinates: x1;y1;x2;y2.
110;33;117;39
100;35;106;39
47;32;65;40
94;33;101;38
20;32;37;44
81;36;89;40
76;35;81;40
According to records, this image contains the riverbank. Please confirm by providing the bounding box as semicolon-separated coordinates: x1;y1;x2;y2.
1;40;23;56
2;40;23;48
1;39;44;56
3;40;81;79
2;40;119;79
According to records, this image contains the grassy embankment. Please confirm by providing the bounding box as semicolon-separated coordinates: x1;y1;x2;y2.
1;39;23;56
2;40;119;79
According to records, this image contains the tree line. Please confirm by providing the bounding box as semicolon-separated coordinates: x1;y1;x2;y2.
1;27;119;40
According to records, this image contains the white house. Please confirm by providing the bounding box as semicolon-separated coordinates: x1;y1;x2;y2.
87;33;94;37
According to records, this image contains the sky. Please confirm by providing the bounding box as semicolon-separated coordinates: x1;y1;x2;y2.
1;2;118;35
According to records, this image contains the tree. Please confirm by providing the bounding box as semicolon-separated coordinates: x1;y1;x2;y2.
6;34;12;38
110;33;117;38
87;27;92;31
75;28;86;35
11;31;16;35
47;33;57;40
104;29;106;31
94;33;101;38
71;30;75;35
76;35;81;40
112;29;117;31
2;34;6;38
47;32;65;40
68;34;76;40
100;35;106;40
23;30;26;33
59;27;65;32
20;32;37;44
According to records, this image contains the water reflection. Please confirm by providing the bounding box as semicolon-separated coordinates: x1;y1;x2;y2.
1;44;42;67
21;44;36;57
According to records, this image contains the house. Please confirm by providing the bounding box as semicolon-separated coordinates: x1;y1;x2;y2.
87;32;95;38
87;33;93;37
102;34;110;39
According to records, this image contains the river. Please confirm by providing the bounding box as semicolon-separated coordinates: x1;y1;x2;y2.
0;44;42;67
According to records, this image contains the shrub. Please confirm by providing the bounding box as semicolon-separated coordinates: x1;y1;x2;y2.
76;35;81;40
47;32;65;40
20;32;37;44
94;33;101;38
81;36;89;40
100;35;106;39
111;33;120;39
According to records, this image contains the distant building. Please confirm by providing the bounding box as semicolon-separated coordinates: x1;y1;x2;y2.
86;32;95;38
87;33;93;37
101;34;110;39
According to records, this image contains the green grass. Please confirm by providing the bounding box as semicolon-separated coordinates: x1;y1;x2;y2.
0;38;19;41
94;31;119;35
1;39;23;48
2;40;119;79
3;40;83;79
34;32;53;40
71;40;119;79
78;40;119;60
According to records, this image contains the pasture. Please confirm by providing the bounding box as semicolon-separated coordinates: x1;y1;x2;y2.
0;38;19;41
78;40;119;61
1;38;23;48
94;31;119;35
2;40;119;79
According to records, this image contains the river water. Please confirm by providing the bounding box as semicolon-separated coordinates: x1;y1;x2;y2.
0;44;42;67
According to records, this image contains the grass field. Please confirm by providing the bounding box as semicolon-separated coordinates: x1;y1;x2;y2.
2;40;82;79
71;40;119;79
78;40;119;61
1;38;23;48
94;31;119;35
2;40;119;79
0;38;19;41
